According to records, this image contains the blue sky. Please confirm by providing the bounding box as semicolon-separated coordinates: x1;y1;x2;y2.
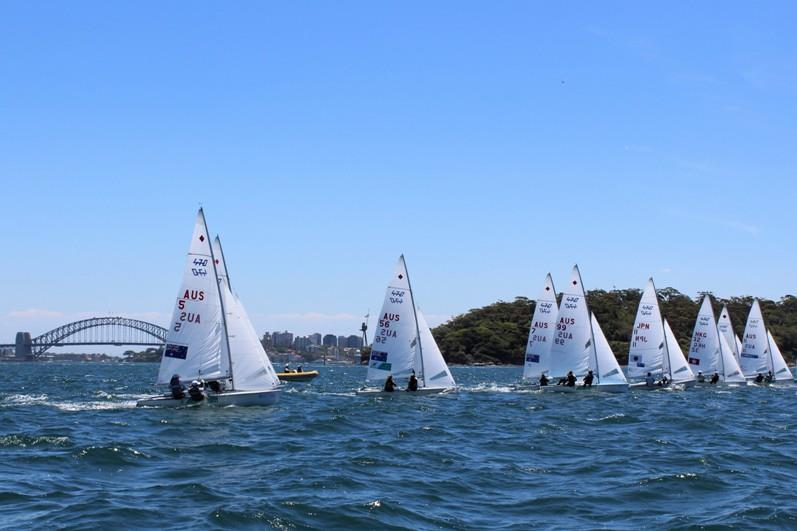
1;1;795;344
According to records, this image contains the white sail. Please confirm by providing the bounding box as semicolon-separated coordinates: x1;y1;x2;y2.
213;236;280;391
366;256;419;382
739;299;770;377
548;265;592;378
767;330;793;381
416;310;456;389
522;274;558;380
717;305;741;363
628;278;665;379
157;209;227;385
687;296;720;376
591;312;627;386
735;335;743;358
663;319;695;383
719;331;746;383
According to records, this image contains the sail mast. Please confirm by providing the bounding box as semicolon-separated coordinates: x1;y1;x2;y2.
402;255;426;387
652;279;673;381
202;211;235;390
711;298;726;379
579;267;600;381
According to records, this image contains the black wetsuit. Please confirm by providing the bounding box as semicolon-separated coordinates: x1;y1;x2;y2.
169;377;185;399
566;374;576;387
384;379;397;392
539;375;549;387
407;376;418;391
583;374;594;387
710;374;720;384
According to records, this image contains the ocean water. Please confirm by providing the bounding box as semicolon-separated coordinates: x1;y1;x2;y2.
1;363;796;530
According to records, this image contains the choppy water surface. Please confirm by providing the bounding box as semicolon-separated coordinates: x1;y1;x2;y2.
1;363;797;529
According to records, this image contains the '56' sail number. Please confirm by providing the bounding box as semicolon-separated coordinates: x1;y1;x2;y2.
390;290;405;304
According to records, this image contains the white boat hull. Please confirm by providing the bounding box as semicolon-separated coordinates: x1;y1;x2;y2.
137;389;280;408
542;383;628;394
356;386;454;396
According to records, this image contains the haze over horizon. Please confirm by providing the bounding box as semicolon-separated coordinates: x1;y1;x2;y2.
1;2;795;346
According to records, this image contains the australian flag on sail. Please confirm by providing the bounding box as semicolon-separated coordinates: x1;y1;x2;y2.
526;354;540;363
370;351;388;362
164;343;188;360
631;355;644;367
688;357;700;365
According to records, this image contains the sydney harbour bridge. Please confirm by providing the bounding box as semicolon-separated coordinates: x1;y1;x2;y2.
0;317;168;360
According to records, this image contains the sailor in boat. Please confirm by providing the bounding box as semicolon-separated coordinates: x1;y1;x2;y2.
207;380;222;394
582;370;594;387
383;375;398;392
697;371;705;383
283;364;293;373
539;373;549;387
765;371;774;383
565;371;576;387
644;372;655;387
407;371;419;392
710;372;720;385
296;366;303;373
169;374;185;400
188;380;206;401
755;373;765;384
657;375;669;387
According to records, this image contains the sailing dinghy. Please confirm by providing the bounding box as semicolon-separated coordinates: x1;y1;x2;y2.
137;210;281;407
717;305;743;365
686;296;746;385
543;265;628;393
628;279;695;390
521;274;558;384
357;256;456;395
765;330;794;384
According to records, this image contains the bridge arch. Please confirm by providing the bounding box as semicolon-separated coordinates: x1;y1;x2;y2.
31;317;168;355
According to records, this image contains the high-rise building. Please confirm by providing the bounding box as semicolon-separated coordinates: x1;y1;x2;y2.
322;334;337;347
273;331;294;348
293;336;312;352
347;334;363;349
261;332;273;348
309;333;322;346
338;335;348;349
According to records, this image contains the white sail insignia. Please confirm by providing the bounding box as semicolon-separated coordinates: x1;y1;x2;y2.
767;331;793;381
522;274;558;380
548;266;592;378
213;236;280;391
717;305;741;364
628;279;665;379
739;300;770;377
157;209;227;385
662;319;695;383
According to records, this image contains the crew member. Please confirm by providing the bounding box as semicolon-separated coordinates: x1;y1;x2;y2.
565;371;576;387
188;380;205;401
710;372;720;384
169;374;185;400
407;371;419;392
697;371;705;383
383;375;397;392
583;370;594;387
539;373;549;387
755;373;764;383
645;372;655;386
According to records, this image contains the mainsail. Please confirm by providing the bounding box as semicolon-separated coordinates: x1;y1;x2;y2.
739;299;770;377
687;296;721;375
548;266;592;378
628;278;665;379
719;332;746;383
767;330;793;381
213;236;280;391
157;209;227;385
367;256;418;382
717;305;741;364
522;274;558;380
